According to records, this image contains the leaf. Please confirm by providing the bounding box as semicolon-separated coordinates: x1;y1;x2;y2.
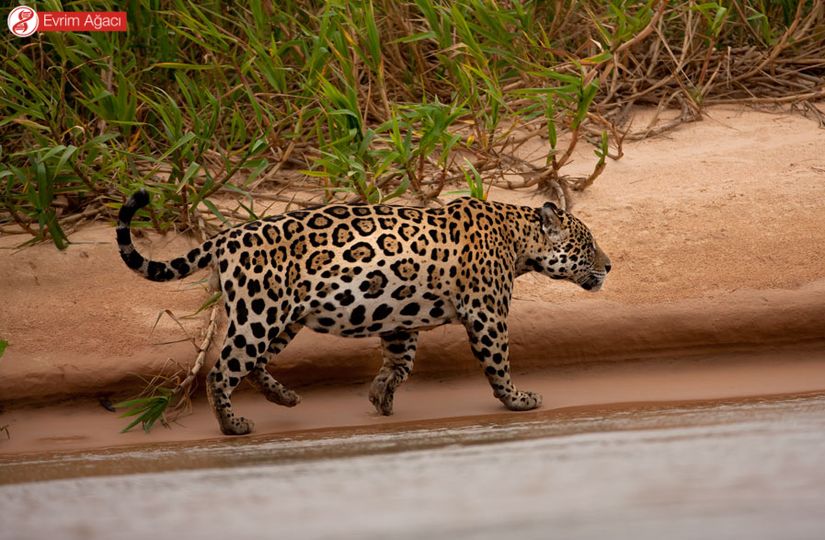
390;31;437;45
0;339;7;359
546;96;557;149
202;199;229;225
115;392;173;433
186;291;223;318
54;145;78;178
462;159;485;200
148;62;232;71
180;162;202;186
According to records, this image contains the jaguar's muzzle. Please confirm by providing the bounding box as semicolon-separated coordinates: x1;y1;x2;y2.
579;274;605;292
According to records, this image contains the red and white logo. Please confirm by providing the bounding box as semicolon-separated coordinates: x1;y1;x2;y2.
8;6;38;38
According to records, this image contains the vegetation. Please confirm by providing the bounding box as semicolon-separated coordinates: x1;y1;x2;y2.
115;385;176;433
2;0;823;250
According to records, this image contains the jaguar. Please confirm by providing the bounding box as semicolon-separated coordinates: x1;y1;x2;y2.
117;189;611;435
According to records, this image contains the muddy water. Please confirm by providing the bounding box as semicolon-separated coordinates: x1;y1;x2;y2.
3;394;825;540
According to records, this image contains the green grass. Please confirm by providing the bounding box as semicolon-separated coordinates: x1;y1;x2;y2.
115;388;174;433
3;1;819;433
2;0;822;247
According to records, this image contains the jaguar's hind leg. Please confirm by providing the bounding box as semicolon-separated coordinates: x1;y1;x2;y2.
207;321;282;436
248;323;303;407
369;331;418;415
248;369;301;407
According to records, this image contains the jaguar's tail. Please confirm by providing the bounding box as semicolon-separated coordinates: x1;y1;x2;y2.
117;189;214;282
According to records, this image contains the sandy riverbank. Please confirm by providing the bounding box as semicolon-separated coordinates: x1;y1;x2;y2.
1;105;824;450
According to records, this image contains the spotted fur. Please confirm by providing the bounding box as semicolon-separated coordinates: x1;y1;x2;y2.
117;189;611;435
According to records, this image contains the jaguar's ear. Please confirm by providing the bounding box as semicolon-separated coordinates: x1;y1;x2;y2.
540;202;564;238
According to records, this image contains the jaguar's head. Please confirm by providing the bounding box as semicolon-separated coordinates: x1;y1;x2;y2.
523;202;611;292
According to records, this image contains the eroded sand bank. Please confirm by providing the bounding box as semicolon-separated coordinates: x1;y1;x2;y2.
1;106;824;454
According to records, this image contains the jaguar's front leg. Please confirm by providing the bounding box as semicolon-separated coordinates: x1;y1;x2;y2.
463;314;542;411
370;331;418;415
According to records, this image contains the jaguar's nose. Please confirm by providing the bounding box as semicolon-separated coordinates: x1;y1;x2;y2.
605;263;612;274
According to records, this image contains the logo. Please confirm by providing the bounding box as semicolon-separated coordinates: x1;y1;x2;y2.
7;7;127;35
8;6;38;37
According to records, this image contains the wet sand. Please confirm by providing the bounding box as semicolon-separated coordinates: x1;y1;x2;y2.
2;344;825;460
3;393;824;540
